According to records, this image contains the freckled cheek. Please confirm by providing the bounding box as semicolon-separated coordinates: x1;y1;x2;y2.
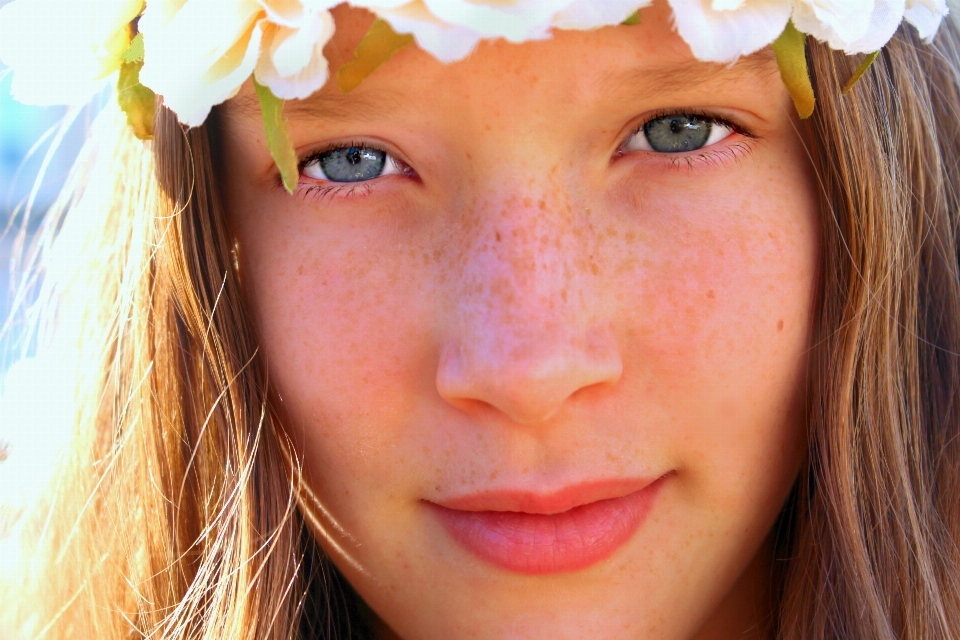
619;189;817;372
244;237;436;441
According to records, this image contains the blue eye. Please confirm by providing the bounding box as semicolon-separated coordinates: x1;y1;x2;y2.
302;145;401;183
624;114;734;154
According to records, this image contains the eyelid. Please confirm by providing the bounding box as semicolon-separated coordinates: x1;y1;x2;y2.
619;109;754;155
297;138;414;182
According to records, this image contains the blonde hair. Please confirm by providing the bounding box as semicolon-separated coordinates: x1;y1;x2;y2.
4;18;960;640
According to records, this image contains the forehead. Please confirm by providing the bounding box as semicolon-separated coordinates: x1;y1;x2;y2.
224;3;781;125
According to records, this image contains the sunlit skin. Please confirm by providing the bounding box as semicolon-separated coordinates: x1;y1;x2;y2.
220;2;819;638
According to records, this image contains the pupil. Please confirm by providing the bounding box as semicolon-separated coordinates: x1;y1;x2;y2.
319;146;387;182
643;115;713;153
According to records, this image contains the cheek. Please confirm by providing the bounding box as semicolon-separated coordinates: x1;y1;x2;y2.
236;210;440;470
636;188;817;380
625;166;817;503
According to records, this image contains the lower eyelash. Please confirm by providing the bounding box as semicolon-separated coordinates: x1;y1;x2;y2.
662;140;754;171
299;182;375;202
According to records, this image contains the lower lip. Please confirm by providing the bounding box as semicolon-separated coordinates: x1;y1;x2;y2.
429;479;664;575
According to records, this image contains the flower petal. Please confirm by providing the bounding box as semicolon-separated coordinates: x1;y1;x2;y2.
419;0;569;42
357;0;580;62
139;0;264;126
552;0;654;30
667;0;792;62
0;0;142;105
904;0;949;41
792;0;905;54
361;1;483;62
255;10;336;100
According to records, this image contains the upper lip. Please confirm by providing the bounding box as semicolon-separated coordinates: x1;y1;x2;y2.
428;476;665;515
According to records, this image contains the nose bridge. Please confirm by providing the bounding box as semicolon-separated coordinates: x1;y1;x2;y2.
457;180;590;337
437;175;622;425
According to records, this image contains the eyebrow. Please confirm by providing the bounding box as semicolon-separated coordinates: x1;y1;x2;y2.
224;88;404;123
599;49;781;98
224;49;781;124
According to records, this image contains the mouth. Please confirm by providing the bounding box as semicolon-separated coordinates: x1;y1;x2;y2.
425;475;668;575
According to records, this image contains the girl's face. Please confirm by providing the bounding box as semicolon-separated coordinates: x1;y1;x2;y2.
222;4;818;639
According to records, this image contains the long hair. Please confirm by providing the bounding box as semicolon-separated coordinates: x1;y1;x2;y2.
4;16;960;640
776;21;960;639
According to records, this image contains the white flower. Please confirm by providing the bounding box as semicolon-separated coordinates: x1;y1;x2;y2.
139;0;338;127
139;0;265;126
0;0;143;105
355;0;647;64
667;0;793;62
255;0;338;100
668;0;948;63
905;0;949;41
791;0;905;54
551;0;653;31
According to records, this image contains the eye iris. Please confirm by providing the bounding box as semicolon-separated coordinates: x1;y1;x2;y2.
643;115;712;153
318;146;387;182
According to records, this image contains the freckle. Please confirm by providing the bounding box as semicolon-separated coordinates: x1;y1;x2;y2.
465;151;473;160
297;264;304;275
591;263;600;275
523;197;532;207
538;199;546;210
706;290;715;299
625;231;636;244
496;231;502;242
777;319;784;331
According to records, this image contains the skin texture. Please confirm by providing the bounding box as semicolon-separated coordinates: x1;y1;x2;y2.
220;3;820;638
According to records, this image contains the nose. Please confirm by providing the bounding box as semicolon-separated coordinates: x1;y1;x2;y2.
436;189;623;425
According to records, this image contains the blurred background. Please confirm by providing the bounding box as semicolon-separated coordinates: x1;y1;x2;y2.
0;53;85;372
0;0;90;573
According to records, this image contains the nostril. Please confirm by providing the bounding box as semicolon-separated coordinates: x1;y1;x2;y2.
436;335;623;425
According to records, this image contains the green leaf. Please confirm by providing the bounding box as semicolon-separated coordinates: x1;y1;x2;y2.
254;79;299;194
121;32;144;64
337;18;414;93
842;51;879;94
117;61;155;140
771;22;815;119
622;11;641;26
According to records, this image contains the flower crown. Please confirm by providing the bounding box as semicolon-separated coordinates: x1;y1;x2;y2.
0;0;949;193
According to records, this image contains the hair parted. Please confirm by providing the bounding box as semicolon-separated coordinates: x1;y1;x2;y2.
3;16;960;640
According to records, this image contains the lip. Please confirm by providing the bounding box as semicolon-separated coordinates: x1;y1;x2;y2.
426;476;667;575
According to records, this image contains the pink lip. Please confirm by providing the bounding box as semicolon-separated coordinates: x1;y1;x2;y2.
427;476;667;575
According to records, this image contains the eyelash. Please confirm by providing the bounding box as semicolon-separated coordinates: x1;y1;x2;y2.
292;111;757;199
618;109;756;170
295;140;411;202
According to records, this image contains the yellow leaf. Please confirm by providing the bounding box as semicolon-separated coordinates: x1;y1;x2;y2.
117;61;155;140
255;80;299;194
337;18;414;93
771;22;815;119
842;51;880;95
121;32;144;63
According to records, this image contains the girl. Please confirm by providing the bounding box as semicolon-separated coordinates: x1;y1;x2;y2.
1;1;959;638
